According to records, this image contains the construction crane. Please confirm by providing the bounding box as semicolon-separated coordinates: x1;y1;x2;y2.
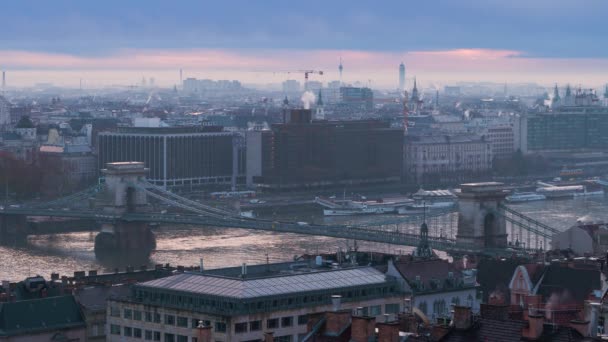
297;70;324;90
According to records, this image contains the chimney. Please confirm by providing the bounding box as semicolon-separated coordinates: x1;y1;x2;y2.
522;306;544;340
453;306;472;330
264;332;274;342
588;302;600;337
194;321;212;342
351;315;376;342
200;257;204;272
241;263;247;277
376;321;399;342
331;295;342;311
325;309;351;336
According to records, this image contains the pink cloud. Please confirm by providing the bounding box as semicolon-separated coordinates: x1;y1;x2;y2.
2;48;607;87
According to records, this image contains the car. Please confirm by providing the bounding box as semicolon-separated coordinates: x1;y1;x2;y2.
296;221;309;226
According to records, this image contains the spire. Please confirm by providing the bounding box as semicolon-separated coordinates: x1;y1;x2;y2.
414;202;433;259
339;57;343;85
604;84;608;98
566;84;572;97
317;89;323;106
553;84;560;101
283;96;289;106
413;77;417;91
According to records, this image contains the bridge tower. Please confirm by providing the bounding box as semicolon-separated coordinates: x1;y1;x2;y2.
101;162;148;214
96;162;155;259
456;182;508;250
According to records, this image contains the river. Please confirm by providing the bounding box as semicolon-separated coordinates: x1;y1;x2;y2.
1;195;608;281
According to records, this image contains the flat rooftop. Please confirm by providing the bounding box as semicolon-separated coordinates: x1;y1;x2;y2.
137;267;388;299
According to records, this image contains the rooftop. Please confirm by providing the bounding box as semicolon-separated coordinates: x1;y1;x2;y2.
138;267;388;299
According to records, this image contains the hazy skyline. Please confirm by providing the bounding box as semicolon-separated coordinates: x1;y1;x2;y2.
2;0;608;88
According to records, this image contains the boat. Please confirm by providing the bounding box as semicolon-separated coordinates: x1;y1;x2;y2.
537;185;584;199
397;188;457;214
506;192;546;203
315;196;412;216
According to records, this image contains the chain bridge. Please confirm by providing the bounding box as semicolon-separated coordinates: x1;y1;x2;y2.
0;162;561;257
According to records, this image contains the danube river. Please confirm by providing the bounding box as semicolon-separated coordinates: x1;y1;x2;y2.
1;196;608;281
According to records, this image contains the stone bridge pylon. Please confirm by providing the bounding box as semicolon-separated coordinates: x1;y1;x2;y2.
456;182;508;250
95;162;155;260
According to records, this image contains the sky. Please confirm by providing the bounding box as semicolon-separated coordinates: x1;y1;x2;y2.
2;0;608;88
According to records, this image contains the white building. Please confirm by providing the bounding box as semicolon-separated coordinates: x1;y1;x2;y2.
106;265;405;342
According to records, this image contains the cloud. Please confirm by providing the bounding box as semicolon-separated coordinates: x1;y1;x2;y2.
2;48;608;87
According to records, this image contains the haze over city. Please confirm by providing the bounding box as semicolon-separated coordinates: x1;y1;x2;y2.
2;0;608;87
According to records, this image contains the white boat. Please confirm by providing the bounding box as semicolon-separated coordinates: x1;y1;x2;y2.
506;192;546;203
316;196;412;216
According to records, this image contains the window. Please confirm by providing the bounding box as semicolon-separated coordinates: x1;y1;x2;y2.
385;303;400;314
177;316;188;327
124;326;133;337
369;305;382;316
134;310;143;321
164;333;175;342
124;308;133;319
110;324;121;335
154;331;161;341
134;328;142;338
281;316;293;327
298;315;308;325
154;312;161;323
145;330;153;340
235;322;248;333
177;336;188;342
250;320;261;331
274;336;292;342
267;318;279;329
215;322;227;333
165;314;176;325
110;306;120;317
145;312;153;322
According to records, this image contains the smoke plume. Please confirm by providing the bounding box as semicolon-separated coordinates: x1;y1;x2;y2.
301;91;316;110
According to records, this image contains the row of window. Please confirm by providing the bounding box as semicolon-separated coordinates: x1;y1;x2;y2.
110;307;227;333
234;315;307;334
110;324;189;342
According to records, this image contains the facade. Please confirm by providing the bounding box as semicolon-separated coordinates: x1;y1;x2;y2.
516;106;608;154
39;144;97;192
247;110;402;189
386;258;479;320
0;96;9;130
486;124;515;160
403;134;493;185
98;127;244;187
282;80;301;94
106;266;404;342
339;87;373;110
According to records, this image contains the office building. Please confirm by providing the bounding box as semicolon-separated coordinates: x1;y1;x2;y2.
486;125;515;160
282;80;300;94
98;127;245;187
246;110;402;189
106;264;404;342
399;62;406;91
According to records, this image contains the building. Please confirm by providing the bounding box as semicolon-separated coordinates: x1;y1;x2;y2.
0;96;9;130
0;295;87;341
75;285;131;341
399;62;406;91
339;87;373;111
98;127;244;188
552;220;608;256
387;257;479;320
282;80;301;94
246;110;402;189
516;98;608;155
486;124;515;160
403;134;493;185
39;144;97;194
106;265;405;342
